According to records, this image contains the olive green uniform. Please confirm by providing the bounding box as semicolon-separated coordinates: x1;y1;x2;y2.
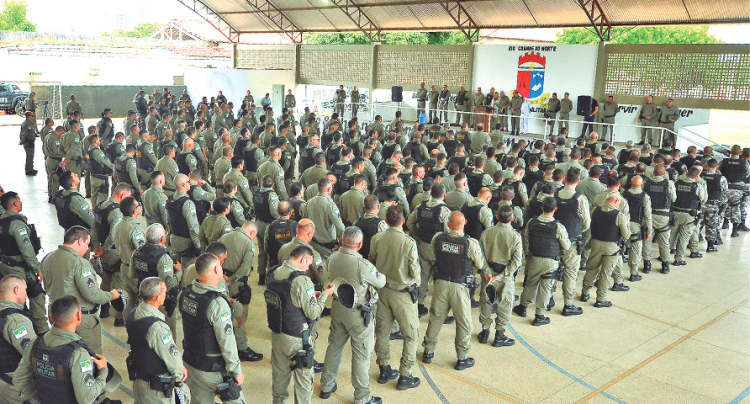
169;191;201;267
510;95;523;135
299;165;328;191
181;281;245;404
14;327;110;403
200;214;232;247
20;119;37;173
338;187;366;226
155;156;179;194
44;132;64;197
65;100;81;115
24;97;37;120
624;188;653;276
422;229;486;359
582;204;631;303
479;222;522;334
217;228;256;351
42;245;116;354
112;216;146;319
58;189;95;231
370;227;420;377
270;261;328;404
320;248;386;403
223;168;253;209
257;160;288;200
559;98;573;133
350;90;360;117
253;187;279;276
0;299;37;403
136;140;157;184
639;101;658;143
277;238;327;287
302;193;345;257
142;186;169;231
116;154;142;194
643;176;676;265
212;156;231;187
600;100;618;141
416;88;428;118
556;186;591;307
445;189;472;212
87;145;115;210
471;92;485;127
672;178;707;262
406;198;451;305
521;215;571;316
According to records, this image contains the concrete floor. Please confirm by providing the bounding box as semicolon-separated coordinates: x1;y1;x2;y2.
2;116;749;404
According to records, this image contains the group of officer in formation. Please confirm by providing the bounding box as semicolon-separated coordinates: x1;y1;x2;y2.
3;86;748;404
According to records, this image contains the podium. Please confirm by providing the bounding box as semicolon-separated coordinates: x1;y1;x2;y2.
473;106;491;130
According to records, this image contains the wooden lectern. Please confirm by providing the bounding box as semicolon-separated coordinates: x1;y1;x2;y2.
473;106;491;130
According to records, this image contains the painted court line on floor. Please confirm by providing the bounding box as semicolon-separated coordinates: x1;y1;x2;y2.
729;385;750;404
507;325;627;404
612;305;691;332
574;298;750;404
418;363;451;404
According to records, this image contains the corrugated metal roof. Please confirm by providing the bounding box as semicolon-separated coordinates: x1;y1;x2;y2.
189;0;750;39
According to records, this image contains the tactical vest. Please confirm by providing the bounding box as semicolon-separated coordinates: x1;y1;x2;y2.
94;201;120;245
617;149;631;166
640;154;654;166
97;118;112;141
527;218;561;258
591;208;621;242
54;191;90;230
527;197;545;220
234;138;249;158
331;163;351;194
189;185;210;223
408;142;424;164
242;145;261;173
176;152;199;175
132;244;170;286
289;199;304;222
507;180;524;208
403;180;420;205
555;150;565;163
416;202;447;243
466;171;484;197
298;146;315;172
166;196;191;238
460;202;485;240
443;138;458;157
433;233;474;284
267;220;298;267
326;146;343;167
0;308;29;373
720;158;748;183
264;269;309;338
646;179;671;215
381;143;397;160
702;172;723;203
674;180;700;216
126;312;169;381
426;141;440;155
489;186;503;212
253;189;275;223
31;337;90;404
105;142;122;163
115;156;135;185
354;216;381;260
179;285;228;372
623;190;645;223
617;164;635;178
554;191;583;239
427;166;447;180
449;155;467;170
523;169;544;193
455;131;469;148
88;149;112;177
374;183;397;203
136;142;155;172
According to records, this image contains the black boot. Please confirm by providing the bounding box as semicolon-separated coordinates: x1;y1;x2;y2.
546;296;555;311
390;331;403;340
562;304;583;316
739;222;750;231
706;242;718;252
99;303;110;319
377;365;399;384
689;251;703;259
258;273;266;285
491;332;515;347
477;329;490;344
662;261;671;273
732;224;740;237
238;348;264;362
611;283;630;291
532;314;550;326
722;218;730;229
418;304;428;318
512;304;527;317
396;374;421;390
642;260;652;273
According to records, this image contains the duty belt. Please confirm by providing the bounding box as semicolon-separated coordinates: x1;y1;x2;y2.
49;157;62;161
313;238;337;250
489;263;507;274
81;305;100;315
653;210;670;217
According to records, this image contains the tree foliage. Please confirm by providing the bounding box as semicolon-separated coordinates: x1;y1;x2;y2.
304;31;470;45
555;26;722;45
102;22;163;38
0;0;35;32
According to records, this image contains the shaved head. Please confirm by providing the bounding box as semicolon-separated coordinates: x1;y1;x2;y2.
447;212;466;231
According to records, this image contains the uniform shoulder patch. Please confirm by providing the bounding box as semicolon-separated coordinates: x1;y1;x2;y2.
220;311;231;322
81;267;92;278
80;360;92;373
161;332;173;345
218;283;226;293
18;228;28;237
162;264;172;273
81;204;89;210
306;286;314;296
13;326;28;340
313;257;322;266
368;266;379;276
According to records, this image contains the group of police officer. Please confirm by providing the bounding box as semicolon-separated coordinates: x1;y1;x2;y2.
2;86;747;404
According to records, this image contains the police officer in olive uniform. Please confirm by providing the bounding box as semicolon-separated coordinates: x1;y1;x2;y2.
622;176;653;281
422;212;486;370
131;224;183;335
545;93;561;136
54;171;95;233
254;174;280;284
643;165;675;274
87;135;115;211
334;86;347;118
142;171;170;231
656;99;680;146
176;138;201;176
19;112;38;176
638;95;658;145
438;85;451;123
14;296;119;404
406;183;451;316
112;196;146;322
672;167;707;266
558;92;573;134
179;254;246;404
319;227;386;404
416;83;428;118
265;201;298;269
44;126;66;202
136;131;157;187
302;178;346;258
0;192;48;334
370;204;421;389
277;219;328;289
23;92;37;121
0;276;37;403
478;205;519;347
115;144;143;198
581;192;631;306
600;96;618;142
127;277;190;404
167;175;202;267
509;90;523;137
60;122;86;179
514;197;570;326
223;157;253;210
701;159;727;248
267;245;333;403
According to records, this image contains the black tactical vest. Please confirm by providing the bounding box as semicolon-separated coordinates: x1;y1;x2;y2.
433;233;474;283
674;180;701;215
528;218;561;258
243;145;261;173
188;185;210;223
326;146;343;167
374;183;397;203
623;190;645;223
466;171;484;197
720;158;748;183
54;191;90;230
126;312;169;381
166;195;190;238
0;308;29;373
132;244;170;286
94;201;120;245
31;337;90;404
265;269;309;338
88;149;112;176
354;216;381;260
175;152;192;175
404;180;422;205
646;179;671;215
416;202;447;243
105;142;122;163
426;140;440;155
267;219;298;267
554;191;583;239
448;155;467;170
298;145;316;172
234;138;249;158
289;199;304;222
702;172;723;203
179;285;228;372
443;138;458;158
408;142;424;164
591;208;621;242
455;131;469;148
507;180;524;208
253;189;275;223
381;143;397;160
136;142;155;172
617;164;635;178
461;202;485;240
115;156;135;185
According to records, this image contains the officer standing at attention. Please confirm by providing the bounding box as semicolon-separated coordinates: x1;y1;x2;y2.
60;120;85;180
643;165;675;274
427;86;439;122
112;196;146;321
19;112;38;176
127;277;189;404
319;227;386;404
672;167;707;266
55;171;94;232
509;90;523;137
24;92;38;121
656;99;680;146
267;246;333;403
622;176;652;281
438;85;451;124
167;174;202;267
265;201;298;268
114;144;142;197
422;212;486;370
253;174;280;284
600;95;618;142
142;171;170;231
257;147;289;200
0;276;37;402
545;92;560;136
719;145;750;234
284;89;296;111
44;126;66;202
701;160;726;249
179;253;246;404
334;85;347;118
223;156;254;210
416;82;428;118
370;205;421;390
407;183;451;317
638;95;658;145
65;94;82;116
339;174;368;226
350;86;361;118
513;197;570;326
478;206;520;347
581;192;631;307
14;296;117;404
471;87;485;128
277;219;329;288
87;135;115;210
302;178;346;258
